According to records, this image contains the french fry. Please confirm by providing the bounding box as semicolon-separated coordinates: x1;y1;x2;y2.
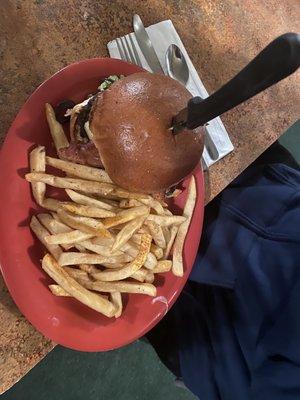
63;267;109;300
92;234;152;281
109;187;149;200
45;230;93;245
49;282;109;300
46;156;112;183
51;212;60;221
57;209;111;238
45;103;69;152
38;213;72;235
37;213;67;232
172;176;196;277
119;199;142;208
42;198;65;212
42;254;115;317
152;194;168;208
138;226;151;235
150;243;164;260
64;266;90;280
146;214;186;227
141;251;158;270
165;188;182;198
37;213;74;250
103;206;149;229
131;269;147;282
75;244;85;252
29;146;46;205
164;225;178;259
93;197;119;208
122;241;157;270
139;197;165;214
144;271;155;283
91;236;115;247
49;284;71;297
110;292;122;318
61;202;116;218
153;260;172;273
65;189;116;211
145;220;166;249
112;215;147;252
102;262;125;269
131;234;142;245
79;239;123;257
162;226;171;244
25;173;115;195
59;252;132;266
79;264;99;274
81;280;157;297
30;216;62;260
132;267;154;283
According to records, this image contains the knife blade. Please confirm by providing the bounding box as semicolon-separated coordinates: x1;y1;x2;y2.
133;14;164;74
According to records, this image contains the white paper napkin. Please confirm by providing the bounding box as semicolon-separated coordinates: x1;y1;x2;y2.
107;20;234;169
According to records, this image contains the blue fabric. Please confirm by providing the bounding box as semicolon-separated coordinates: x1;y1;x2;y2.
174;164;300;400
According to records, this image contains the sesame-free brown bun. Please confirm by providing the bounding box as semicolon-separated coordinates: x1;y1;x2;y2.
90;72;204;193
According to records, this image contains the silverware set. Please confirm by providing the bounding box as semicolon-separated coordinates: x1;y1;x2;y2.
116;35;143;67
116;14;219;168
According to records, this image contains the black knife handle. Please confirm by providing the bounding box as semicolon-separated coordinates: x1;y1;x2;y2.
186;32;300;129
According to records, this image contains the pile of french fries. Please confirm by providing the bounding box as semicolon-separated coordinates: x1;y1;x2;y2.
24;103;196;318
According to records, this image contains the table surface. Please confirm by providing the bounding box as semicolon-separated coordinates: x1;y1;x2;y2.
0;0;299;394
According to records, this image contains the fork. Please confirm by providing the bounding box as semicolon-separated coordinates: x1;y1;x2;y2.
117;35;143;67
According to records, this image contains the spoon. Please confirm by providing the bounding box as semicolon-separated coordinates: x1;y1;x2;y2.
166;44;219;161
172;33;300;133
165;44;190;86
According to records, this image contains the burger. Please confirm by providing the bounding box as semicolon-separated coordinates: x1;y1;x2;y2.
57;73;204;194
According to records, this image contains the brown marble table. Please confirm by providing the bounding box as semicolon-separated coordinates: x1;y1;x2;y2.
0;0;299;394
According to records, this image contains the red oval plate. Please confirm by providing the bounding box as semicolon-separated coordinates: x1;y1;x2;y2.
0;58;204;351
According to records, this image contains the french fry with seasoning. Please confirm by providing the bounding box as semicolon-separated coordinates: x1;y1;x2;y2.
57;209;111;238
42;254;115;317
164;225;178;260
48;285;71;297
58;252;132;267
80;279;157;297
103;206;149;229
172;177;196;277
153;260;172;273
29;146;46;205
112;215;147;252
46;156;112;183
110;292;122;318
60;202;116;218
150;243;164;260
145;220;166;249
92;234;151;281
30;216;62;260
45;103;69;153
65;189;116;211
42;198;65;212
45;229;93;245
25;172;115;195
146;214;186;227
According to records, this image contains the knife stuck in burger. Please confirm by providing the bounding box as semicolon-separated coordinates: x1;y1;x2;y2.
56;33;299;195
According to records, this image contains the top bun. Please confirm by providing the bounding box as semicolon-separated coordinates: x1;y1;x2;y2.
90;72;204;193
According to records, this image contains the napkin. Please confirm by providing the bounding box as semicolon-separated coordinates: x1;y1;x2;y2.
107;20;234;169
